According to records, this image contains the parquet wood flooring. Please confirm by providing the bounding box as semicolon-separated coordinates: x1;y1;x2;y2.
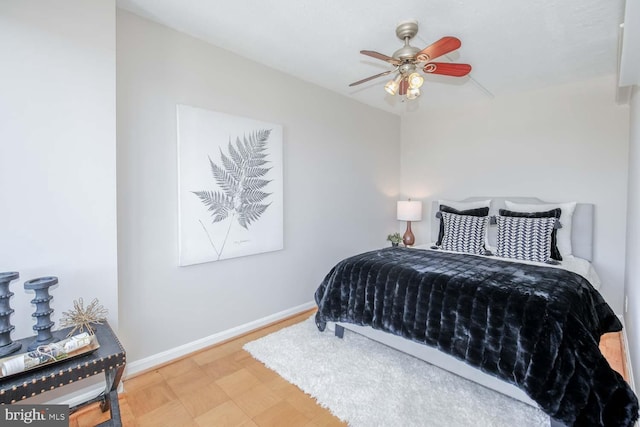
70;310;630;426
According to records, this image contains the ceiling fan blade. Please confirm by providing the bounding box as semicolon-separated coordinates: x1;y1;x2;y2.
348;69;394;87
360;50;401;65
416;37;461;62
399;78;409;96
423;62;472;77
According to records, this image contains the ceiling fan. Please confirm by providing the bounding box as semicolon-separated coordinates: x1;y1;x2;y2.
349;21;472;100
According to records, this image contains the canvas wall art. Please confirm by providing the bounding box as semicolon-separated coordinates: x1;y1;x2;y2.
177;105;283;266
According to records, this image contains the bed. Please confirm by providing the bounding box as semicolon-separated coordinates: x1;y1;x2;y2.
314;197;639;426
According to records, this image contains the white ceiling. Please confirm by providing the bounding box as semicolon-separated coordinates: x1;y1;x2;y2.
117;0;626;115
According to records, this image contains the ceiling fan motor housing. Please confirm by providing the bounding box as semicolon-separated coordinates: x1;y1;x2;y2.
393;21;421;61
393;45;420;61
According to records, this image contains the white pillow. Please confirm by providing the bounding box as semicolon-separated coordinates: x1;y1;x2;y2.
438;199;491;211
504;200;577;257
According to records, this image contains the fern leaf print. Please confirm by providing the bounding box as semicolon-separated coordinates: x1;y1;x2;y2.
177;106;283;266
192;129;274;259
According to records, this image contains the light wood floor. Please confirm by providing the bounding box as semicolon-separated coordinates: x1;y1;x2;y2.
71;310;629;427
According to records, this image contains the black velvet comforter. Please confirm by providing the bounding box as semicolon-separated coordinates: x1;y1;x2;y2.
314;247;639;426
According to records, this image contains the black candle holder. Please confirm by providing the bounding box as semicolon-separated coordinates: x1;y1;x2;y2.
0;272;21;357
24;276;59;351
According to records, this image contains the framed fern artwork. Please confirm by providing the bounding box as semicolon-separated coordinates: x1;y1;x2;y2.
177;105;283;266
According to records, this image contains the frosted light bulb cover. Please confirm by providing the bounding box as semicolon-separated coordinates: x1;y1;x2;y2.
384;80;399;95
408;72;424;89
407;87;421;99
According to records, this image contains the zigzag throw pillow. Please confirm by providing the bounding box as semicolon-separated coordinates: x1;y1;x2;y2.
440;212;488;255
436;205;490;246
496;216;557;262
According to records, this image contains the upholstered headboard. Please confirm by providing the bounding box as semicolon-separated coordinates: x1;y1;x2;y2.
430;197;594;261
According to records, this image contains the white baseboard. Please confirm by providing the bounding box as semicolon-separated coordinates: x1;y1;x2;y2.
124;301;316;379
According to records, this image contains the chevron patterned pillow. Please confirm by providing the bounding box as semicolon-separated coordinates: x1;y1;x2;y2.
496;216;557;263
498;208;562;261
440;212;488;255
436;205;490;246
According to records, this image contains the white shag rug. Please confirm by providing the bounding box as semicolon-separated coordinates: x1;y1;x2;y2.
243;316;550;427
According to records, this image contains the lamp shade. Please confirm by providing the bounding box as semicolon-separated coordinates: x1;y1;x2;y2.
397;200;422;221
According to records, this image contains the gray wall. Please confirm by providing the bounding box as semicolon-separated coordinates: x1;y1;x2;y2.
0;0;118;336
116;11;400;362
400;76;630;312
625;84;640;391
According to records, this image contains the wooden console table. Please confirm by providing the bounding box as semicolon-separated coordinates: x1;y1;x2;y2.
0;322;126;427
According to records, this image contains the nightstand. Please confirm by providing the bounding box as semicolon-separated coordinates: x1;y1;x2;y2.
0;322;125;426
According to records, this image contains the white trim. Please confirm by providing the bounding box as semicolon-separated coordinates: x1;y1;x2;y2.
124;301;316;379
620;315;636;392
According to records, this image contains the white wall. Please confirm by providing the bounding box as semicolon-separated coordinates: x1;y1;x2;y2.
401;76;629;312
0;1;118;338
116;11;400;363
624;85;640;391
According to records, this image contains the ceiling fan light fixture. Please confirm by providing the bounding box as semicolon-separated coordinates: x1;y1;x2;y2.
384;80;398;95
408;72;424;89
406;87;421;100
384;74;403;95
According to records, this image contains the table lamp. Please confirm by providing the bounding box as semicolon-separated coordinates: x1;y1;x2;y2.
397;200;422;246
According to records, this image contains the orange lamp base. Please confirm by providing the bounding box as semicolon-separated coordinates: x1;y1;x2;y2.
402;221;415;246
